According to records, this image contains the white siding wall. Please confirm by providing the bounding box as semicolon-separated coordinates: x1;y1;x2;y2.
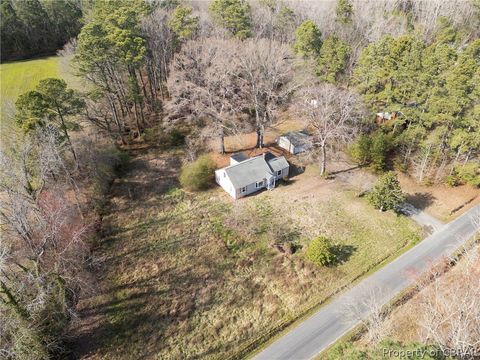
277;137;295;154
237;181;265;199
216;165;289;199
274;166;289;180
215;169;237;199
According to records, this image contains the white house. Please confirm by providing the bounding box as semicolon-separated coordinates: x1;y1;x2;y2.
215;152;289;199
276;131;312;155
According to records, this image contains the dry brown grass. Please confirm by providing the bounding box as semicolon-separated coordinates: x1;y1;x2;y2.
73;146;421;360
397;173;480;222
377;246;480;345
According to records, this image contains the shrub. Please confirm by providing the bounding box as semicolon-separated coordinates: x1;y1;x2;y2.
305;236;337;266
450;162;480;187
143;127;185;148
179;154;216;191
367;171;405;211
445;174;460;187
349;134;372;165
326;339;441;360
168;128;185;146
370;131;392;172
349;131;391;171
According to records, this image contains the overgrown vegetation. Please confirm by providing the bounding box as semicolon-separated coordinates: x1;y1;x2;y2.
326;339;444;360
78;148;420;359
0;129;122;359
367;172;406;212
179;154;216;191
305;236;337;266
2;0;479;358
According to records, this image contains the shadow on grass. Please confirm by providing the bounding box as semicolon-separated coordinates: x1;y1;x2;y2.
331;244;357;265
330;164;363;175
289;163;306;178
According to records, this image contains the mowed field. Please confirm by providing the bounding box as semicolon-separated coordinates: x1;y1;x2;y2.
0;56;60;123
72;145;421;360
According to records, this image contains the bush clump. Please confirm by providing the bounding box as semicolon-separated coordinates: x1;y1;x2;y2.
305;236;337;266
447;163;480;187
367;171;405;211
349;131;392;171
179;154;216;191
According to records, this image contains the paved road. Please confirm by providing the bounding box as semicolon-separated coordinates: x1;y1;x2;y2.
252;204;480;360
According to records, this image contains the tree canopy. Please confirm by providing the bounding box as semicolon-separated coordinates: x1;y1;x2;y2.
293;20;322;58
317;34;351;83
15;78;85;160
367;172;405;211
209;0;252;39
0;0;83;61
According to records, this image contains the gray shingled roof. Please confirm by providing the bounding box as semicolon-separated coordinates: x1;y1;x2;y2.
280;131;311;147
267;156;289;172
230;153;248;162
224;154;289;188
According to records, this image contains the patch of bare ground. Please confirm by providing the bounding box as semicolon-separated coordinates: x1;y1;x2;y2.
72;142;421;359
398;173;480;222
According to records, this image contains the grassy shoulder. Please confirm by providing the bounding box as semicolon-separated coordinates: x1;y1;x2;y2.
75;146;422;360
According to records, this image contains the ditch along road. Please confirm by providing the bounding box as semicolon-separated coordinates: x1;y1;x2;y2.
252;204;480;360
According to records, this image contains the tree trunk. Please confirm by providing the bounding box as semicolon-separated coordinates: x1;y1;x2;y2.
256;125;265;148
256;128;261;148
320;142;327;176
220;130;225;154
133;101;141;133
418;144;431;183
463;150;471;166
57;107;78;163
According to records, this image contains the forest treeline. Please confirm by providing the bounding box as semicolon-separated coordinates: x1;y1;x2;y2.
0;0;83;61
1;0;480;359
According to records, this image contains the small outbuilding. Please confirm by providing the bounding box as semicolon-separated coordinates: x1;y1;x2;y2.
215;152;289;199
375;111;402;125
276;131;312;155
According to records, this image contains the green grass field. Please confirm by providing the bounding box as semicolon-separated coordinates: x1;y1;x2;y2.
0;56;60;123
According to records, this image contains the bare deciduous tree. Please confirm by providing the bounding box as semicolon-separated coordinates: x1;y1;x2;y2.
141;7;177;101
295;84;365;176
342;285;389;345
235;38;296;148
167;38;245;154
0;130;91;359
418;248;480;360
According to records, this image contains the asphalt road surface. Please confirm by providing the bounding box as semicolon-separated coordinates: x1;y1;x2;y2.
252;204;480;360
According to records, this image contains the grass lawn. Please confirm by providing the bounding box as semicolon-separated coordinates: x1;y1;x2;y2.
0;56;60;122
73;147;421;360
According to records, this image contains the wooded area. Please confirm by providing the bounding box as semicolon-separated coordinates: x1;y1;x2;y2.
0;0;83;61
1;0;479;359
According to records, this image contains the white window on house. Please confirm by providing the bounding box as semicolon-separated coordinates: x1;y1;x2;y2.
256;181;264;188
241;186;247;193
223;172;226;178
277;170;282;176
